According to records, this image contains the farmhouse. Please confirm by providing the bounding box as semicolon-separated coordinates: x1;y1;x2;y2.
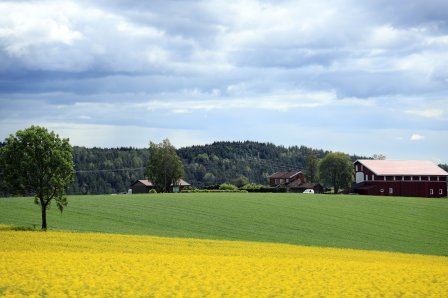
353;160;448;198
268;170;323;193
130;179;190;194
268;171;305;187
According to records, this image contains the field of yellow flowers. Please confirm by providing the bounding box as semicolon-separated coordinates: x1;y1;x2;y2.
1;226;447;297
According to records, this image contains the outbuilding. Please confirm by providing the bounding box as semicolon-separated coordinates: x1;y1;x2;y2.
130;180;154;194
172;179;191;193
353;160;448;198
130;179;191;193
286;180;324;193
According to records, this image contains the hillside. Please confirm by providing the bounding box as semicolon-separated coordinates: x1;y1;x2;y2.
1;193;447;256
178;141;332;187
1;140;445;196
66;141;366;195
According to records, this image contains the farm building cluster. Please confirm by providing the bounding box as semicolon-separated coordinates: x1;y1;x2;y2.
268;171;324;193
130;179;191;194
130;159;447;198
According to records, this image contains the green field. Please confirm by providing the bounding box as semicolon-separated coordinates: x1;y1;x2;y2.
1;193;447;256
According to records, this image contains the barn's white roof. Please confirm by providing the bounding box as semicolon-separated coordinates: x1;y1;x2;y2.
356;160;448;176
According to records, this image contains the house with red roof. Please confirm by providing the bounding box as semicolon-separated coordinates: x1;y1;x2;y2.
353;160;448;198
268;171;304;187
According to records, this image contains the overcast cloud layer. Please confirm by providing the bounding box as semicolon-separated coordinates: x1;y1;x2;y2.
0;0;447;162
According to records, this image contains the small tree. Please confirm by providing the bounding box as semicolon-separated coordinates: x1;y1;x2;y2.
231;175;249;188
0;126;75;230
203;172;216;184
147;139;184;193
318;152;353;194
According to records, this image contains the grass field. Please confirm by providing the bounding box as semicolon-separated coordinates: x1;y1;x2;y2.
0;193;447;256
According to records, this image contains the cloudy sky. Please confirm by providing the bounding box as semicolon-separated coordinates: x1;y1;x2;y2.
0;0;447;162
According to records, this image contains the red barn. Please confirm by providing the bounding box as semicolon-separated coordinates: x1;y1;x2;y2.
353;160;448;198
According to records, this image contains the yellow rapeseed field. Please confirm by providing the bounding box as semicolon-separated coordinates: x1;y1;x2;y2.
0;225;447;297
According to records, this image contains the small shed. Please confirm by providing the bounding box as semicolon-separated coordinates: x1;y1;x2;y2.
130;180;154;194
172;179;191;193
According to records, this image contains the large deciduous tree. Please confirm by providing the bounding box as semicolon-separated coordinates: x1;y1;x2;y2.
146;139;184;193
318;152;353;194
0;126;75;230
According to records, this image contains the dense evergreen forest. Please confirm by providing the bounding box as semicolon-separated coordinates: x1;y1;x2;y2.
67;141;366;195
1;140;446;195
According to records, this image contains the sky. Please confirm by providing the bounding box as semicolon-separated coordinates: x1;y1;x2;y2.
0;0;447;163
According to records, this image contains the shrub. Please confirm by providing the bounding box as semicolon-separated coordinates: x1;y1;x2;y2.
182;186;197;191
202;184;220;190
219;183;238;191
181;189;248;193
149;189;157;194
240;183;264;190
245;186;287;193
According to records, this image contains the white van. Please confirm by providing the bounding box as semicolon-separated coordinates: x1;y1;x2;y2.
303;189;314;194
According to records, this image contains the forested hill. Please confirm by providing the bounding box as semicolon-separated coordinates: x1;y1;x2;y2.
177;141;330;187
66;141;368;195
2;140;445;195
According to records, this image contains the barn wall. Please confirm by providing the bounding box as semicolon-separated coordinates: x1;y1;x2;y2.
358;181;446;198
131;183;149;194
354;161;376;182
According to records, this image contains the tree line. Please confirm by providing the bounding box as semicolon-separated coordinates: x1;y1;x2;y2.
1;126;447;230
67;141;363;194
2;130;447;197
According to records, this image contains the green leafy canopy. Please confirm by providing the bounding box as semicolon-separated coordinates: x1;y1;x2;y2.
318;152;353;194
146;139;184;193
0;125;75;229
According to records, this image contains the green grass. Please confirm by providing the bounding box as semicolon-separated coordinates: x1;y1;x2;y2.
1;193;447;256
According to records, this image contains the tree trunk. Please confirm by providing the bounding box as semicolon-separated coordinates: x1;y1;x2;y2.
41;204;47;231
333;171;338;194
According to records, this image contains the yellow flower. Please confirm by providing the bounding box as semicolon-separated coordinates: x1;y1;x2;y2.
0;230;447;297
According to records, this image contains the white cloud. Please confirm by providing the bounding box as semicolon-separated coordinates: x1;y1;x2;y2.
49;123;208;148
140;90;336;112
0;1;83;56
116;21;164;38
405;108;445;119
410;133;425;141
1;0;448;163
0;120;208;148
